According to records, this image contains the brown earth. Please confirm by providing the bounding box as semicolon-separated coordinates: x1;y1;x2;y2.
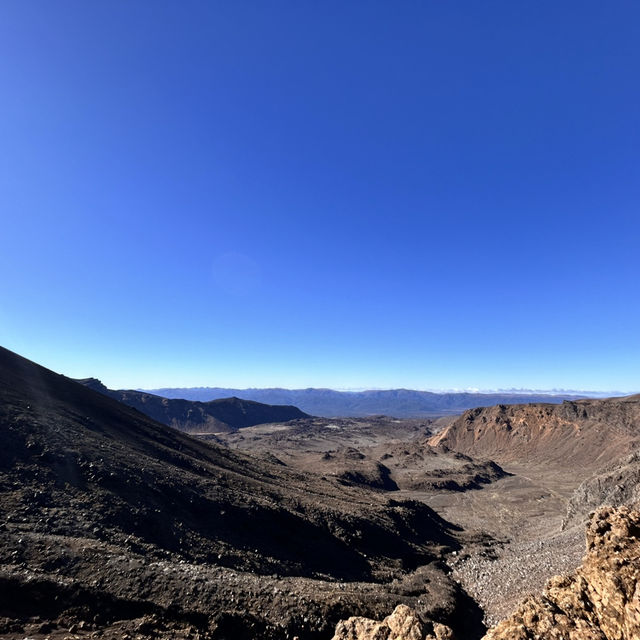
230;395;640;630
213;418;506;494
418;396;640;625
207;416;437;453
4;344;640;640
205;390;640;630
212;415;588;626
0;346;486;639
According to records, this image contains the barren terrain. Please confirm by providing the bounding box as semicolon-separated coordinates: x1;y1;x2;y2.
212;421;596;626
0;348;483;639
212;397;640;627
2;346;640;638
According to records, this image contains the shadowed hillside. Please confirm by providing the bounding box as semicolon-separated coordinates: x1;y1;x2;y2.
0;346;484;639
77;377;310;432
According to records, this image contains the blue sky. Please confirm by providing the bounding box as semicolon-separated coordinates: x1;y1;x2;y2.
1;2;639;391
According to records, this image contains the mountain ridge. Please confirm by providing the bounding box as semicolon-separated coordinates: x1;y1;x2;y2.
75;378;310;432
142;386;591;418
429;395;640;470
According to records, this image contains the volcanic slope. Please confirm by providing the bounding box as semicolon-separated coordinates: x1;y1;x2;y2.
0;346;485;640
77;377;309;433
423;395;640;624
430;396;640;470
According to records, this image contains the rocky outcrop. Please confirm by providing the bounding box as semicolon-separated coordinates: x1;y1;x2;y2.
331;604;454;640
484;505;640;640
332;507;640;640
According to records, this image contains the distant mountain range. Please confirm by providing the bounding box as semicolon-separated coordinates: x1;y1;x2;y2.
77;378;309;432
143;386;595;418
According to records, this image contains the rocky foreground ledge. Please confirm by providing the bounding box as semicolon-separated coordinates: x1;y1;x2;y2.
332;506;640;640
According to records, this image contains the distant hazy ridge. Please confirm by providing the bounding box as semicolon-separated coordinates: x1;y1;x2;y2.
144;387;589;418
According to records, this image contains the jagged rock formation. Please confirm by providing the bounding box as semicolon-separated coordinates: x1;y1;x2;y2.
77;377;310;433
332;506;640;640
331;604;454;640
485;506;640;640
429;397;640;470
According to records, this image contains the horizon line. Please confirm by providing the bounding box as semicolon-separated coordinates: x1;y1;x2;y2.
134;385;637;396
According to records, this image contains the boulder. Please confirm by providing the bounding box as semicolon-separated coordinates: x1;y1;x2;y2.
331;604;453;640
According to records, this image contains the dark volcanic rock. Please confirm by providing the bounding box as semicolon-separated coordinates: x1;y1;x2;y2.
336;461;399;491
0;346;483;639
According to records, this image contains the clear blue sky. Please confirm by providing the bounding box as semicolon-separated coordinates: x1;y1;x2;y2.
1;2;639;391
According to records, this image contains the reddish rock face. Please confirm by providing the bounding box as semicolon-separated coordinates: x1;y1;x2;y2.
429;397;640;471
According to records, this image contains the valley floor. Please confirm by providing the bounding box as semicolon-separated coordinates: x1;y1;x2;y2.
423;464;587;624
213;417;598;628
